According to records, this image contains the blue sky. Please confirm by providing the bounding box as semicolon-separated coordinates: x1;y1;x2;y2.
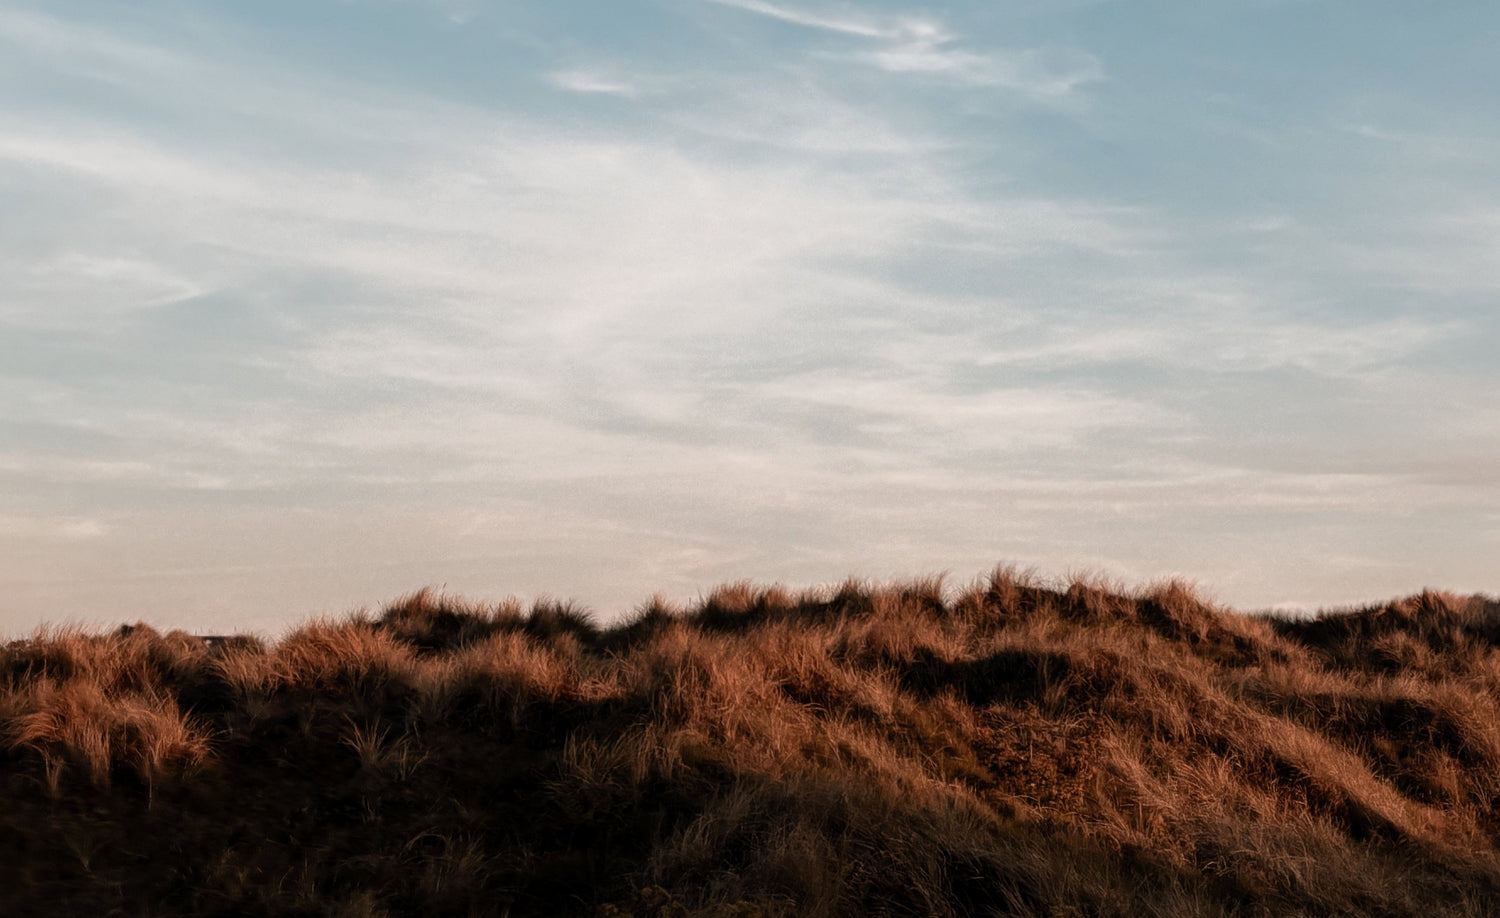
1;0;1496;633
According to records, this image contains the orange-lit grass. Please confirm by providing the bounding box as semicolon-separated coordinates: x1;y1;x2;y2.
2;570;1499;915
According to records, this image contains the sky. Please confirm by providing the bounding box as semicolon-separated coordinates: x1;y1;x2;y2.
1;0;1496;634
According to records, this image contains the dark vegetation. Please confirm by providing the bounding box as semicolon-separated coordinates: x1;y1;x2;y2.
4;567;1500;916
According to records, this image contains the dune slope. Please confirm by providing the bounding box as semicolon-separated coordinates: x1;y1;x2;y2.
4;569;1500;916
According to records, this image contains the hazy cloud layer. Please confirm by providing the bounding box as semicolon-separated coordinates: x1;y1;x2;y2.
0;1;1494;632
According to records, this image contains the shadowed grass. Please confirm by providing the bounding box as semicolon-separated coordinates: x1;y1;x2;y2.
2;570;1499;916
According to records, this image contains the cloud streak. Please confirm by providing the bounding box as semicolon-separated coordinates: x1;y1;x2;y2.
549;69;640;97
706;0;915;40
707;0;1103;95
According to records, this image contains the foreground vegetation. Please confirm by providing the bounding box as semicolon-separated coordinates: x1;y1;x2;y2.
3;568;1500;916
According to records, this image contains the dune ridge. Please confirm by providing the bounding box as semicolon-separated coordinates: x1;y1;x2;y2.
4;568;1500;916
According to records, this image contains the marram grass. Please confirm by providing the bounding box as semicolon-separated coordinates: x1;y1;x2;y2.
4;568;1500;916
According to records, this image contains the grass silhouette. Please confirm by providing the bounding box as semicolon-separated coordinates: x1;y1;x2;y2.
3;568;1500;916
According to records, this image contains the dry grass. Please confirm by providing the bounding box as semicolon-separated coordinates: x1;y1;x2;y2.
2;571;1499;916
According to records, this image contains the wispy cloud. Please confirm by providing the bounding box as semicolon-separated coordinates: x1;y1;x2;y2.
0;38;1153;527
0;514;109;542
869;44;1104;95
707;0;1103;96
706;0;916;40
0;8;191;81
549;69;639;98
5;252;207;328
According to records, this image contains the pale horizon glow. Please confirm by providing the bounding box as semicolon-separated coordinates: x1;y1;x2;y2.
1;1;1496;636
